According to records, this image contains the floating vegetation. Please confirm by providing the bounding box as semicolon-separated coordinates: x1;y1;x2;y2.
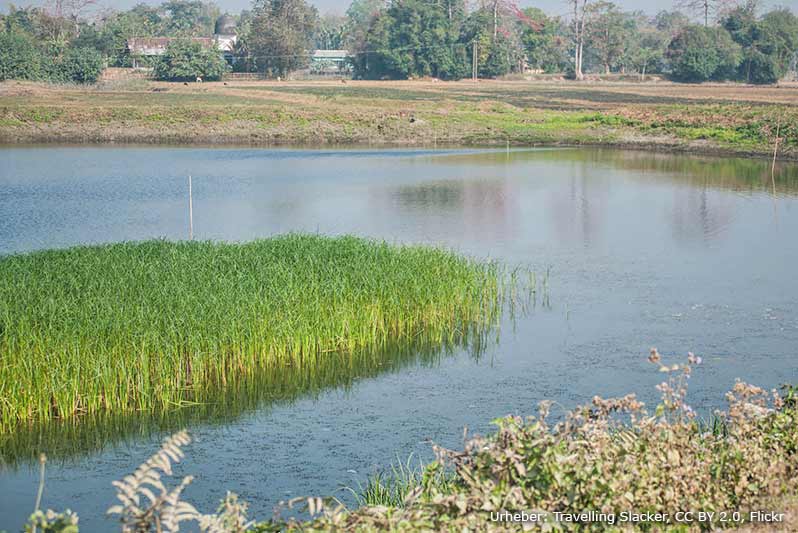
0;235;507;432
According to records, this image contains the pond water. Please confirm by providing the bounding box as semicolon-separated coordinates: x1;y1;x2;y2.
1;146;797;530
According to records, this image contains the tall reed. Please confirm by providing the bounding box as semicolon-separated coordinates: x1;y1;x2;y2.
0;235;503;432
2;334;486;466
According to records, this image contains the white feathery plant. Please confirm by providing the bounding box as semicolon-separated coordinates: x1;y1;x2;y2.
107;431;258;532
195;492;255;533
107;431;200;532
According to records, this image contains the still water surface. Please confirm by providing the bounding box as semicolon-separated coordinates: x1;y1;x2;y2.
1;147;797;530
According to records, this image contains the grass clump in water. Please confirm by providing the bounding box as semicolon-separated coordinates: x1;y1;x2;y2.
348;455;458;509
0;234;502;431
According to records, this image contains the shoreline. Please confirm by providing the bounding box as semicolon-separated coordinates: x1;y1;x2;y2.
2;134;796;162
2;79;797;161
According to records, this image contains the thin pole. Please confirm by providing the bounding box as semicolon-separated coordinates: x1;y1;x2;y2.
472;41;478;81
32;453;46;533
188;175;194;241
772;118;781;186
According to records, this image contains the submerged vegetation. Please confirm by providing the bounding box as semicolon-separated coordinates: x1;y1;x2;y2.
0;235;504;432
24;352;798;531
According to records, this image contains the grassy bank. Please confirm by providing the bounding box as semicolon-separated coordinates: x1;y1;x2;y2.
1;80;797;159
0;235;503;432
24;353;798;532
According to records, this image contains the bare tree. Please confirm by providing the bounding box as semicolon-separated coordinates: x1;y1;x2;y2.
676;0;750;26
45;0;98;38
567;0;591;80
676;0;711;26
46;0;97;19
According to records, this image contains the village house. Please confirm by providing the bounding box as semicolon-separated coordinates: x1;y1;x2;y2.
126;14;237;68
310;50;350;75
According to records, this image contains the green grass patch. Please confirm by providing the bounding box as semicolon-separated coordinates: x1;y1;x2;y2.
0;235;503;432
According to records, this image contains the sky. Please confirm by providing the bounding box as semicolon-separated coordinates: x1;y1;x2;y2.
0;0;793;18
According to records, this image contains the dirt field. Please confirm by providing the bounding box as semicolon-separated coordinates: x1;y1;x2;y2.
1;78;797;159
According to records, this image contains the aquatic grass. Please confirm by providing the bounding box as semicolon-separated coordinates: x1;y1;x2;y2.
0;235;503;432
347;455;458;509
1;334;481;467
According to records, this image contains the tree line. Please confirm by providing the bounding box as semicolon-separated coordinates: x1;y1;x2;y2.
1;0;797;84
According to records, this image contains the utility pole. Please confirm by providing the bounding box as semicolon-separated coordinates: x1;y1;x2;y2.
472;41;478;81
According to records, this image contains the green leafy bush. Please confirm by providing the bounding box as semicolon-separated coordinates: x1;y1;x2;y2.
48;47;105;84
666;25;742;82
0;32;44;81
153;39;230;81
0;36;102;84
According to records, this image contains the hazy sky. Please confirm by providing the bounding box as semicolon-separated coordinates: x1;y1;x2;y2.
0;0;792;18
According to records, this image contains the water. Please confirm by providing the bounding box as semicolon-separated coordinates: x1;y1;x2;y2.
1;146;797;530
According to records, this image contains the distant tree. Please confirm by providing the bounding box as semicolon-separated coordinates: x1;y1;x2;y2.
2;6;42;35
676;0;713;27
760;9;798;80
163;0;219;36
153;38;229;80
460;7;522;78
344;0;384;52
45;0;98;20
566;0;592;80
676;0;746;27
520;8;570;73
666;24;741;82
349;10;392;78
48;46;104;82
482;32;523;77
3;5;70;43
72;10;139;65
315;13;346;49
352;0;467;80
247;0;318;77
129;3;164;33
653;10;690;36
45;0;98;38
0;32;44;80
586;2;627;74
723;6;798;83
626;25;668;79
230;10;256;72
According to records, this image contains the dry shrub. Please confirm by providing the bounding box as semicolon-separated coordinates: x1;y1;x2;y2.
285;351;797;532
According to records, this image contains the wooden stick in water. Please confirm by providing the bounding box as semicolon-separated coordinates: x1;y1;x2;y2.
772;118;781;189
189;175;194;241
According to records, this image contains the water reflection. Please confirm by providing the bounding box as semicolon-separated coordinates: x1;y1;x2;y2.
1;333;491;468
669;186;736;246
379;149;793;250
1;146;797;530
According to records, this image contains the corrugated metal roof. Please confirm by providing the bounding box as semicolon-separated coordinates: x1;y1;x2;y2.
127;36;236;55
312;50;348;60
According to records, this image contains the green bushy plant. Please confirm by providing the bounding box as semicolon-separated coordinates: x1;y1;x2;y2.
666;25;741;82
49;47;105;84
153;39;230;81
0;32;44;81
